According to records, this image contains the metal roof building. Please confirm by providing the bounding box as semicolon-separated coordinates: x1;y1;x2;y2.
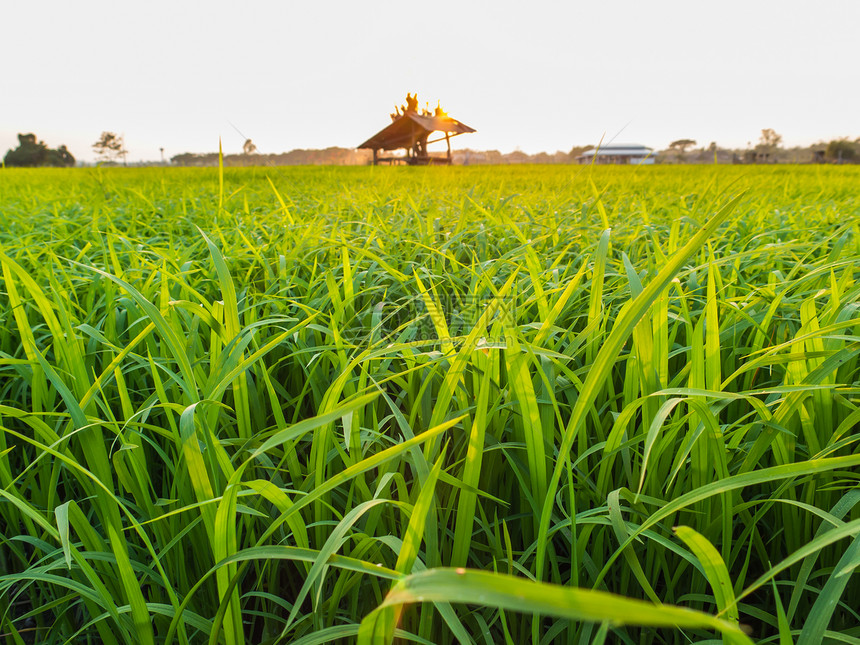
358;110;476;166
577;144;655;165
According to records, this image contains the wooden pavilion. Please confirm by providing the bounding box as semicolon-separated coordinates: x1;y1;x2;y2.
358;97;475;165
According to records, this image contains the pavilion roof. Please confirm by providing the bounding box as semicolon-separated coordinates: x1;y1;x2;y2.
358;112;476;151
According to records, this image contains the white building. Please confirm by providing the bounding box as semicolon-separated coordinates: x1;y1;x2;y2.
577;144;655;165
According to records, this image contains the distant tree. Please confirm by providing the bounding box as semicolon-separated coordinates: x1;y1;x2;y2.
567;145;594;162
171;152;219;167
3;133;75;167
93;132;127;165
44;145;76;167
505;150;530;164
669;139;697;162
825;139;857;163
4;134;44;167
756;129;782;162
758;128;782;149
670;139;697;152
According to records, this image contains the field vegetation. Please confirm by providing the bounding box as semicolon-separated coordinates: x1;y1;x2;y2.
0;164;858;644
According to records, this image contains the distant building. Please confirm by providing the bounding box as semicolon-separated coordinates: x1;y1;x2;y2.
577;144;655;165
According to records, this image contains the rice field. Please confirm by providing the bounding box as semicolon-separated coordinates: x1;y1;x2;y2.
0;163;858;644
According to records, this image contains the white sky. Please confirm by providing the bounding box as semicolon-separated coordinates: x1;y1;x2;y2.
3;0;858;162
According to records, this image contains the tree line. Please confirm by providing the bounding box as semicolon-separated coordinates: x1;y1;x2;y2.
4;129;858;168
169;132;860;167
3;131;128;168
664;130;858;165
3;134;75;167
171;147;374;167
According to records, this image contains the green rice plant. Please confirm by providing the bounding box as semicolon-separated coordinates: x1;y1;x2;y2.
0;164;858;644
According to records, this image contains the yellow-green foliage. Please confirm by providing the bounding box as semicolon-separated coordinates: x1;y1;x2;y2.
0;165;858;644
